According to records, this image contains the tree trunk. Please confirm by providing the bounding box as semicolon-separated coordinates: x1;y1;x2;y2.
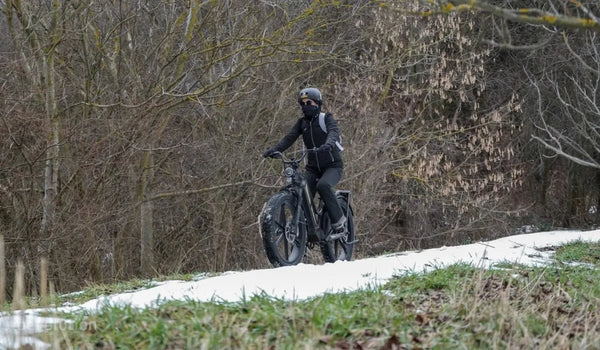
41;71;60;233
7;0;62;234
139;151;154;275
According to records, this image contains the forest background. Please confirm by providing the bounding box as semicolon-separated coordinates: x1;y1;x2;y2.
1;0;600;296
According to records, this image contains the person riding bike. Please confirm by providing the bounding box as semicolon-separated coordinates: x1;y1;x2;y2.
263;87;347;235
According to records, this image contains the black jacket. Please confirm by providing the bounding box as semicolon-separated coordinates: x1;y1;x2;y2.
273;112;343;171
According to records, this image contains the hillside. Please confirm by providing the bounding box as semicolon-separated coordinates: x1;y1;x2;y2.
2;229;600;348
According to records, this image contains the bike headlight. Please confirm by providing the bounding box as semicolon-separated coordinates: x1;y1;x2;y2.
284;167;294;177
284;167;294;184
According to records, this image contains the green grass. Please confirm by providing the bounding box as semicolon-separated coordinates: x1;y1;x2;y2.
554;241;600;265
42;242;600;349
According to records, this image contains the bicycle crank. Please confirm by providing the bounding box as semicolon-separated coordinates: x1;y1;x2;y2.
326;231;347;242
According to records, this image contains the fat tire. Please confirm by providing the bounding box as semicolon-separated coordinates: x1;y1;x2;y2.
259;191;307;267
320;197;355;263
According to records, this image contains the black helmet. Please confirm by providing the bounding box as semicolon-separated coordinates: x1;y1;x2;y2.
298;87;322;105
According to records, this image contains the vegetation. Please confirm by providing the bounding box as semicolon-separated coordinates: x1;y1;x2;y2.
1;0;600;297
34;241;599;349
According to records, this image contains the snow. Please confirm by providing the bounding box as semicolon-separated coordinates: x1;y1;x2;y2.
2;228;600;349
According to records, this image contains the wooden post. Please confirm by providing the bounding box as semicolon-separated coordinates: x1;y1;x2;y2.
14;260;25;310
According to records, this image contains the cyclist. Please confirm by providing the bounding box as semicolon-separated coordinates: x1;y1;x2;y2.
263;87;346;235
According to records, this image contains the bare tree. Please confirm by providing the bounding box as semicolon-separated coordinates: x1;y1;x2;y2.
531;32;600;169
4;0;73;234
3;0;596;293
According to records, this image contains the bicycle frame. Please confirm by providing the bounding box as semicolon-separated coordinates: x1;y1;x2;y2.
300;179;326;242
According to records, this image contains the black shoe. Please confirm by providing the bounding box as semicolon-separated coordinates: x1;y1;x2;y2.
331;216;347;235
327;219;347;242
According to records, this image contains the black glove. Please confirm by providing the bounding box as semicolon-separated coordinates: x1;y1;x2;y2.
262;148;278;158
317;143;331;152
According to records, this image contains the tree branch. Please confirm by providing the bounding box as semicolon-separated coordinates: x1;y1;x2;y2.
409;0;600;31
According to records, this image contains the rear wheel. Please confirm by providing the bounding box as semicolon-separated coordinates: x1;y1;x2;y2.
320;196;355;263
260;191;307;267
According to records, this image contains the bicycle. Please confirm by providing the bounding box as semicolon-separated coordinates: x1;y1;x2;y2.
259;149;355;267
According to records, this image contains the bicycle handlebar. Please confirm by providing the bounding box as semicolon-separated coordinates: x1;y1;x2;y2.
270;148;318;163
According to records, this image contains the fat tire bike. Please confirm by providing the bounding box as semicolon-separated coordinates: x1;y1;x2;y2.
259;150;355;267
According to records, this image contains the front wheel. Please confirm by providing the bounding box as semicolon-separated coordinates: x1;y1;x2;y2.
259;191;307;267
320;195;355;263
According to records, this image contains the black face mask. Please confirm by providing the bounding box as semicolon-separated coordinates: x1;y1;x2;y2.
302;104;320;118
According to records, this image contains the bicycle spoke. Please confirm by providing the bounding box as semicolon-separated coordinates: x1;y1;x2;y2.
338;241;348;258
279;207;287;227
275;231;284;245
284;239;289;260
274;220;285;230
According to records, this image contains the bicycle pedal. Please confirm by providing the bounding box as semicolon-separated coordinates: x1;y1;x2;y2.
326;231;346;241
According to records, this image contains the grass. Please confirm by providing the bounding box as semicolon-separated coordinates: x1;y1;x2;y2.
554;241;600;265
57;272;205;306
0;273;201;310
33;241;600;348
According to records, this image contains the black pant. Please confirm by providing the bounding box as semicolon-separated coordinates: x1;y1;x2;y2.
305;166;344;223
